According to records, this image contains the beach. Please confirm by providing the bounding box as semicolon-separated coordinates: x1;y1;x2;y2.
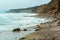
0;13;52;40
19;13;60;40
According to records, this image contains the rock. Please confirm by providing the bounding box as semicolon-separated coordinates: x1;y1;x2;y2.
21;37;25;39
23;29;27;31
36;25;42;29
19;37;25;40
12;28;20;32
57;21;60;26
51;37;55;40
35;29;40;31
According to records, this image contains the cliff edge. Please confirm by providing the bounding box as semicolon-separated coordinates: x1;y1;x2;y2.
34;0;60;20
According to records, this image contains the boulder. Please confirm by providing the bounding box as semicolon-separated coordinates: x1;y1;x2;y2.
23;29;27;31
35;29;40;31
12;28;20;32
19;37;25;40
36;25;40;28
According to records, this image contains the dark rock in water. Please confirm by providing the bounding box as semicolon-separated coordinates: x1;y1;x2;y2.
19;37;25;40
36;25;40;28
36;25;42;29
35;29;38;31
12;28;20;32
35;29;40;31
23;29;27;31
21;37;25;39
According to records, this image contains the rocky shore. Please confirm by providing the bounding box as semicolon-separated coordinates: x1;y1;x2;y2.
19;16;60;40
19;19;60;40
19;0;60;40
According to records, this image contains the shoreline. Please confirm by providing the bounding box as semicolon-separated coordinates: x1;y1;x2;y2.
0;13;52;40
19;13;60;40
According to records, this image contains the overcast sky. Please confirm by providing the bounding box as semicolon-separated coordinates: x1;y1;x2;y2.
0;0;51;11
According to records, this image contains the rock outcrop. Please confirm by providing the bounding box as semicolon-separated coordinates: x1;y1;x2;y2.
34;0;60;20
33;4;47;13
12;28;20;32
43;0;58;13
34;0;60;13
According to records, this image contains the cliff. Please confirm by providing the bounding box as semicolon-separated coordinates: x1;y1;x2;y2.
35;0;60;13
33;4;47;13
34;0;58;13
34;0;60;20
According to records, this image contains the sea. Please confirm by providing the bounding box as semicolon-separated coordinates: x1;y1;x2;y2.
0;13;51;40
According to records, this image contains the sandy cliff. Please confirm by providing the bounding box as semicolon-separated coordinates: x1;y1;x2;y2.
34;0;60;19
34;0;59;13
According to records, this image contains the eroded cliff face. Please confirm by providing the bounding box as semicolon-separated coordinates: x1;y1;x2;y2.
34;0;60;20
43;0;58;13
33;4;47;13
34;0;59;13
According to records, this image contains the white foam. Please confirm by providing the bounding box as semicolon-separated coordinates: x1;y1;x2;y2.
0;13;51;30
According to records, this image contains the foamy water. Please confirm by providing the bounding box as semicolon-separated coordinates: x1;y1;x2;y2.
0;13;52;40
0;13;50;30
